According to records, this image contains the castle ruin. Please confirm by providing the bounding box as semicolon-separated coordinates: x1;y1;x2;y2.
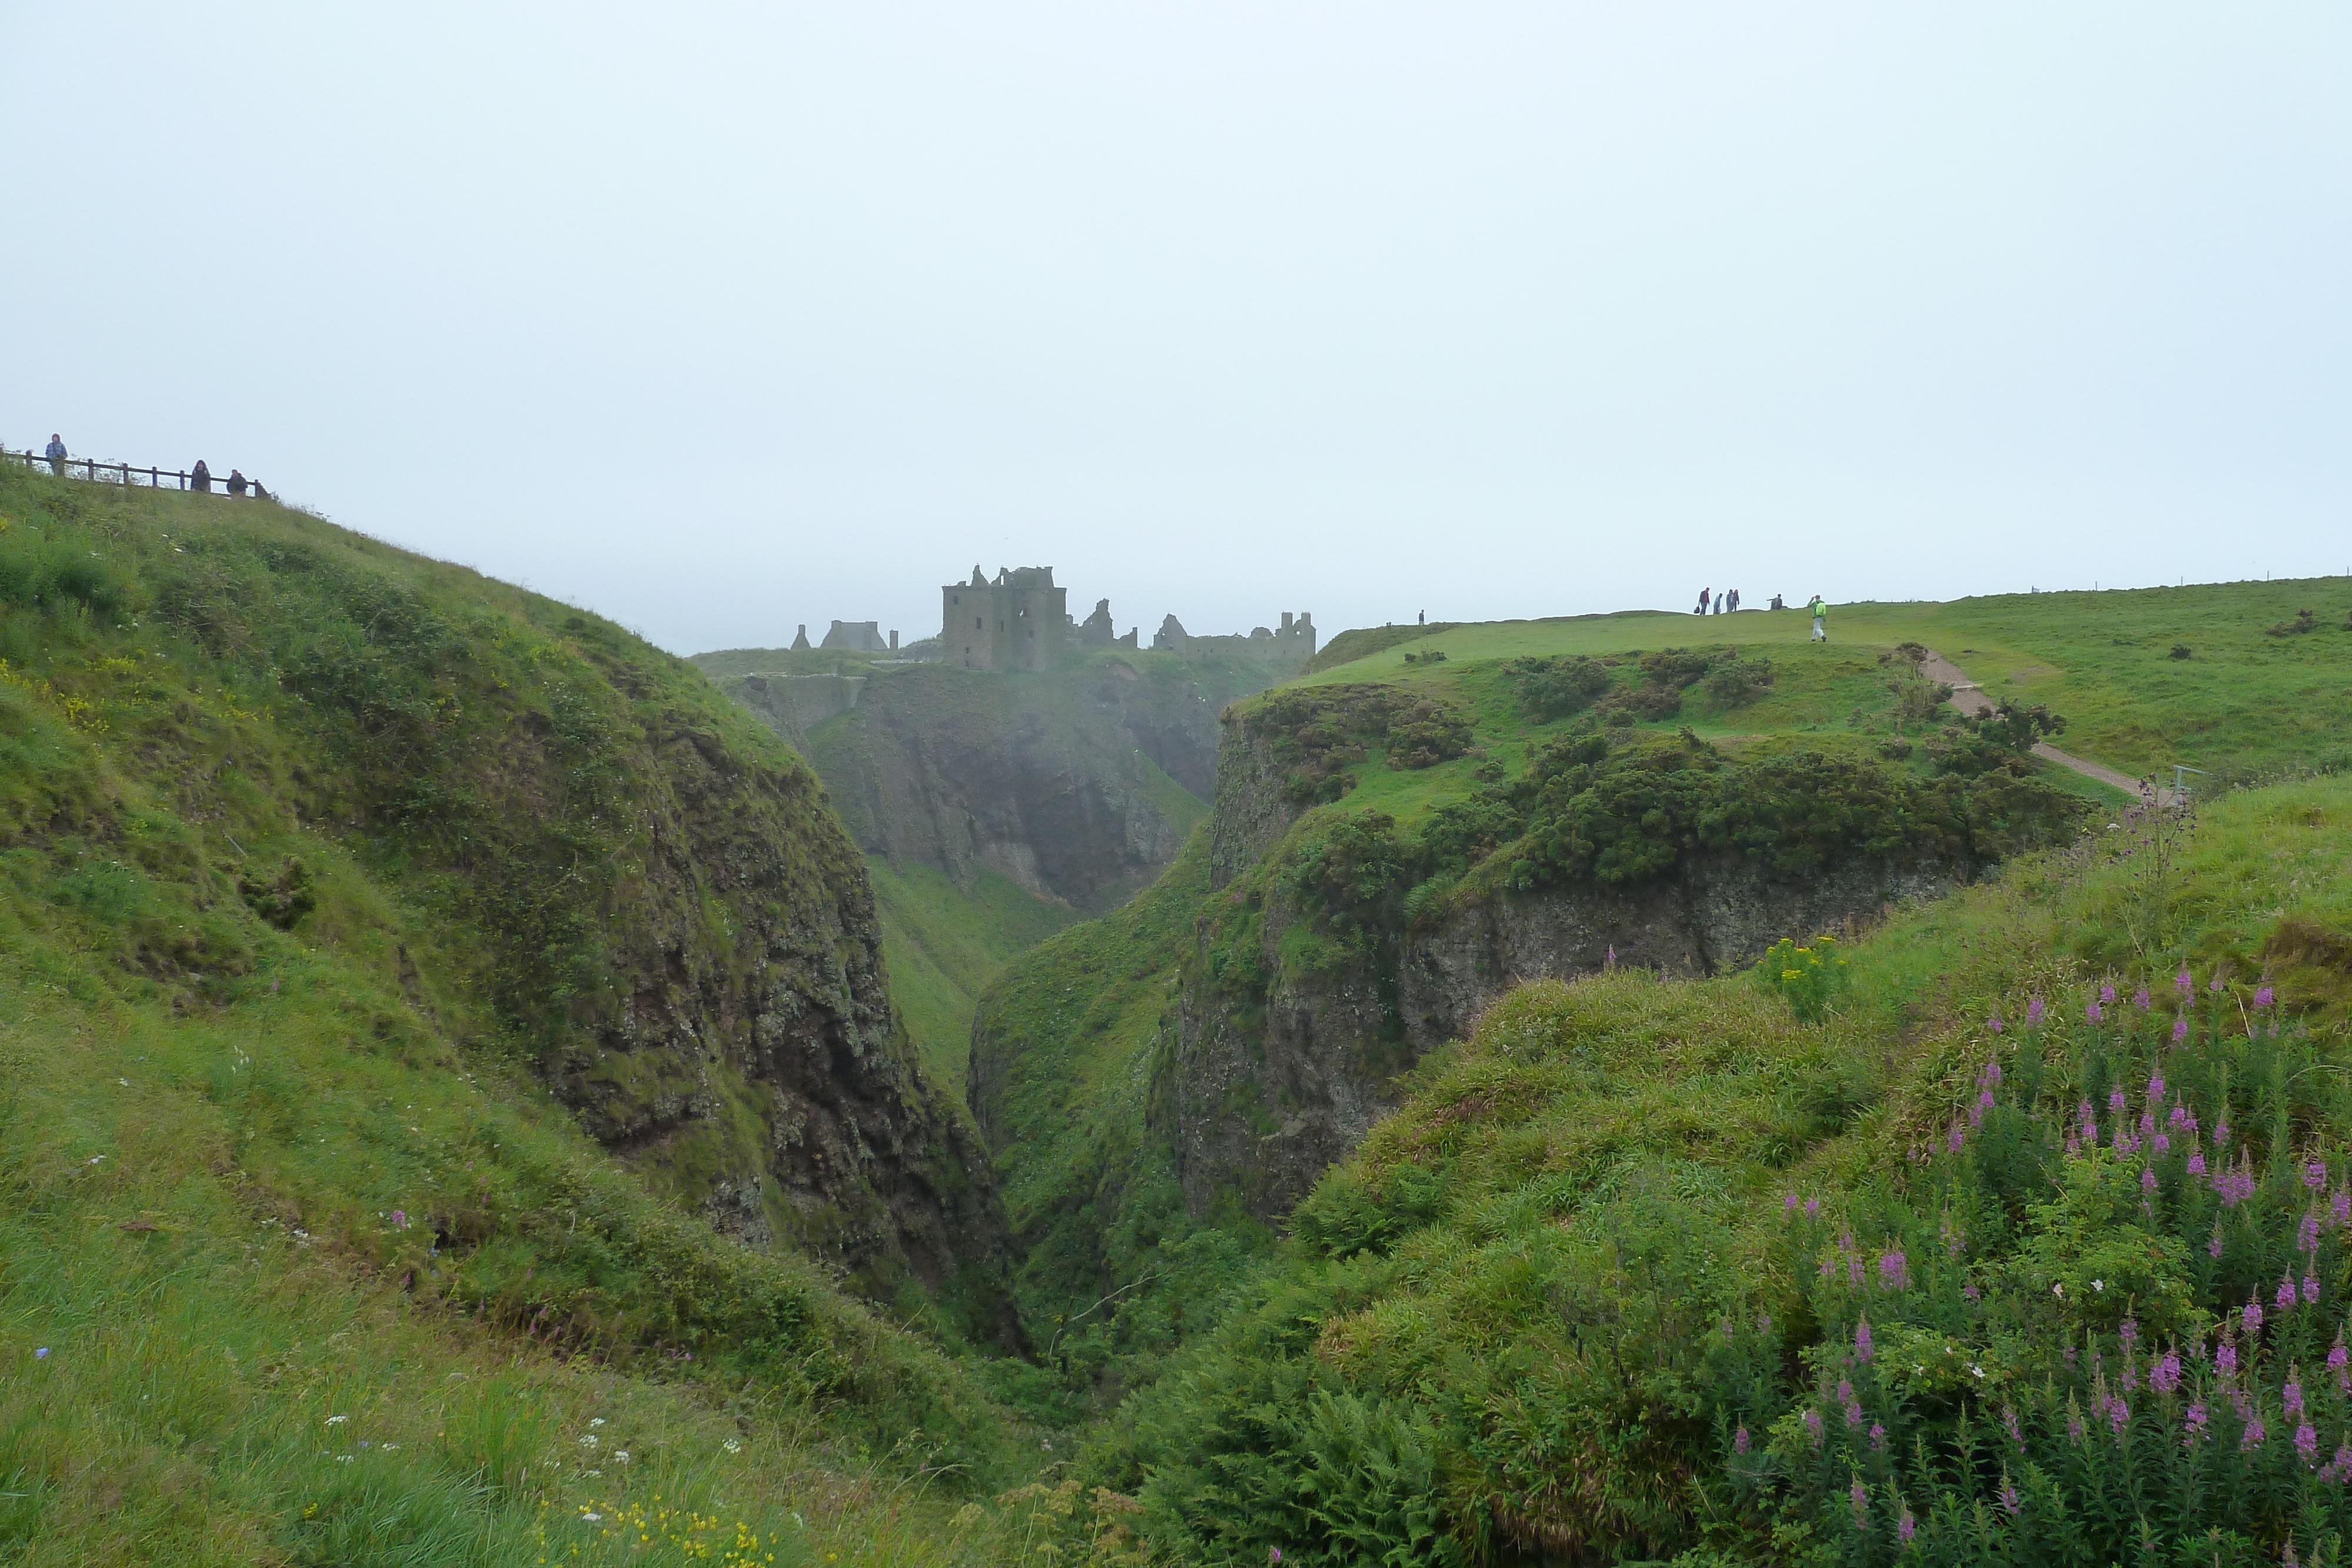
880;564;1315;673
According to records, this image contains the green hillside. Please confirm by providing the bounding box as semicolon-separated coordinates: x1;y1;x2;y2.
1078;774;2352;1566
0;465;1075;1565
1299;580;2352;788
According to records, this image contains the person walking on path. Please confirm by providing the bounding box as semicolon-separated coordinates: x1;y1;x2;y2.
44;434;66;476
1728;588;1740;611
191;459;212;493
1808;594;1828;642
1695;586;1710;615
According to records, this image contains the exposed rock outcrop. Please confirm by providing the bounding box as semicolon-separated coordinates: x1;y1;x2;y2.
1165;721;1963;1222
1167;850;1953;1220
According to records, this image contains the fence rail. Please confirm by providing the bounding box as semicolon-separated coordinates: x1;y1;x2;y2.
2;447;269;497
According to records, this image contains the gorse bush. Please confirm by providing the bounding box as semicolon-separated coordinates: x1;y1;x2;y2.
1505;654;1611;720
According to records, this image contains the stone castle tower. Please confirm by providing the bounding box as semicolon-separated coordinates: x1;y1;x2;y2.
943;565;1068;671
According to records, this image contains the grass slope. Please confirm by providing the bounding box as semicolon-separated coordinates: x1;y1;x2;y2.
0;466;1080;1564
869;861;1083;1098
1074;777;2352;1564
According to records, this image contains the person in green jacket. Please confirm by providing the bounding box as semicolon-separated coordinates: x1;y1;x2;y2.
1809;594;1827;642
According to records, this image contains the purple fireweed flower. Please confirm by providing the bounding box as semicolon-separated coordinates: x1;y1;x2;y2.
2153;1350;2182;1394
2102;984;2117;1004
2186;1400;2209;1443
2303;1212;2323;1252
1733;1425;1749;1454
2311;1161;2331;1191
1851;1477;1870;1525
2173;1017;2191;1044
2220;1340;2240;1376
1856;1319;1875;1361
2143;1168;2159;1194
1805;1196;1820;1219
1988;1013;2004;1034
2087;1000;2103;1024
2170;1103;2190;1129
388;1209;407;1229
1838;1376;1853;1403
1869;1421;1887;1450
1947;1123;1965;1154
2244;1414;2268;1450
2028;997;2046;1027
2256;985;2276;1009
2216;1117;2231;1149
2148;1073;2165;1101
2210;1231;2224;1259
2178;969;2194;996
1784;1192;1799;1213
2286;1376;2306;1419
2154;1132;2170;1153
2247;1297;2267;1335
2134;986;2151;1009
2280;1273;2300;1312
2302;1423;2323;1465
1880;1253;1909;1291
2110;1089;2129;1115
2121;1318;2139;1350
1897;1506;1916;1546
1758;1312;1772;1334
2335;1442;2352;1481
2189;1151;2209;1176
1846;1399;1864;1427
1962;1283;1981;1302
2308;1276;2323;1305
2331;1339;2350;1391
2336;1189;2351;1227
2065;1136;2082;1158
1999;1476;2021;1516
1981;1059;2002;1086
1803;1408;1823;1446
2004;1406;2023;1444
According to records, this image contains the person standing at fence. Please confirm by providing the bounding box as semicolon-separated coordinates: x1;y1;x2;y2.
192;459;212;493
226;469;248;497
44;434;66;476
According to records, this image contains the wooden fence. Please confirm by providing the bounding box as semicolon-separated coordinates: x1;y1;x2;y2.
2;447;268;497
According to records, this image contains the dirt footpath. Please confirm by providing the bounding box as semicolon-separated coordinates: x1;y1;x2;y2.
1919;649;2171;805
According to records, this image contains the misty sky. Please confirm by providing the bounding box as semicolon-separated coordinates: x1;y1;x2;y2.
6;4;2348;654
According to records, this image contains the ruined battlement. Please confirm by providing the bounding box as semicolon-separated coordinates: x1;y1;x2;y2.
845;564;1321;673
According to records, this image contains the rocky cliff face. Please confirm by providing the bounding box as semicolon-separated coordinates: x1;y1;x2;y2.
1165;733;1957;1222
530;713;1020;1340
765;656;1269;913
125;520;1022;1341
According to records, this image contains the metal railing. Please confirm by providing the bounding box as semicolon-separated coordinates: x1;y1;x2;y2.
2;447;270;498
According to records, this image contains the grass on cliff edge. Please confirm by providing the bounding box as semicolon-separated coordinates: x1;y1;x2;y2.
1299;576;2352;788
0;466;1093;1564
1072;775;2352;1566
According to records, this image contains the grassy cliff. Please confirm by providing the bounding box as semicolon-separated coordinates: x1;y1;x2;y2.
0;464;1054;1563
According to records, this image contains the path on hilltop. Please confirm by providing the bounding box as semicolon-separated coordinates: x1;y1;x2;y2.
1919;648;2176;807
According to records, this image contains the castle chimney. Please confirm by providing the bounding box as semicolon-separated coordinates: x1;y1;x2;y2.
889;629;899;651
1281;611;1294;633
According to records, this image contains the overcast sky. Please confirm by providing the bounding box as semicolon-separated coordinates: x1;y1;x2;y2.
6;5;2348;653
